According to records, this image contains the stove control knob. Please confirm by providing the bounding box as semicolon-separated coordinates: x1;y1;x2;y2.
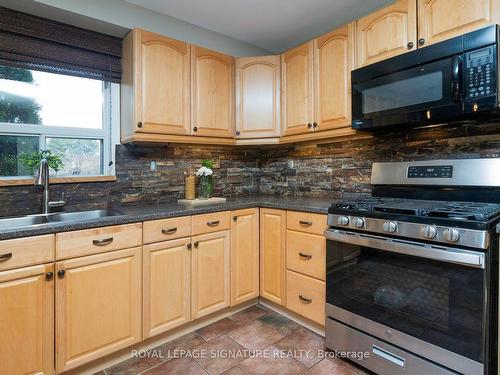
353;217;365;228
337;216;349;226
443;228;460;242
422;226;437;239
383;221;398;233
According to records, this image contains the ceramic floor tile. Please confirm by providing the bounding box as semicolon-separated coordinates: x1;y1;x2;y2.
303;359;353;375
196;317;244;341
142;358;207;375
237;346;306;375
193;335;248;375
273;327;326;367
257;311;301;336
105;352;163;375
227;320;285;350
154;332;207;361
221;366;247;374
229;305;270;322
328;357;373;375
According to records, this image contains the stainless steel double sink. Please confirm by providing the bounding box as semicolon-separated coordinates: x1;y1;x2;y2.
0;209;125;230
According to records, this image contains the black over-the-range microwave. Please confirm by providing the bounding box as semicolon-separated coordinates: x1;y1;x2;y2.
351;25;500;131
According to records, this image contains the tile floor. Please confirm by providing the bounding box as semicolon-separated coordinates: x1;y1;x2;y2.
102;305;372;375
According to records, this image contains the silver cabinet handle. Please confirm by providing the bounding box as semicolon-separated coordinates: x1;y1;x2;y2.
299;295;312;304
299;220;312;226
93;237;114;246
162;228;178;235
372;345;406;368
299;252;312;260
0;252;12;261
207;220;220;227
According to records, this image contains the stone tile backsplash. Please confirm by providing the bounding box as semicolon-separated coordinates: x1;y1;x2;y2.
1;121;500;217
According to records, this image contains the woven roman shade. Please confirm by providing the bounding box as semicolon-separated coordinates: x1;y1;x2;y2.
0;6;122;82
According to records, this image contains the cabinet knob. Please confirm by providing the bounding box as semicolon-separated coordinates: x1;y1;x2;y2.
137;121;143;128
312;122;318;128
45;272;54;281
418;38;425;46
193;126;198;132
233;216;237;222
57;269;66;278
187;243;192;250
194;242;199;248
307;123;313;128
235;130;240;136
407;41;414;49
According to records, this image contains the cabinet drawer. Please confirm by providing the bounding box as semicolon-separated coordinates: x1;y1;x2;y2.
286;270;325;325
56;223;142;259
286;230;325;280
0;235;54;271
143;216;191;244
286;211;327;235
192;211;230;235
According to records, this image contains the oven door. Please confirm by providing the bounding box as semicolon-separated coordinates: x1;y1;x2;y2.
351;55;463;130
325;229;486;375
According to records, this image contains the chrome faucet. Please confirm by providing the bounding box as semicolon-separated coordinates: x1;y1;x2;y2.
34;159;66;214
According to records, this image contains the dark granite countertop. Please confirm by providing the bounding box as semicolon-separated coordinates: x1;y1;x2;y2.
0;196;334;240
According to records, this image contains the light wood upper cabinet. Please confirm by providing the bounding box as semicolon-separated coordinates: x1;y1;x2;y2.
191;230;230;319
356;0;417;67
282;42;314;136
418;0;500;47
260;208;286;305
143;238;191;338
192;46;235;138
235;56;281;139
314;23;354;132
56;247;141;373
230;208;259;306
121;29;191;138
0;264;54;375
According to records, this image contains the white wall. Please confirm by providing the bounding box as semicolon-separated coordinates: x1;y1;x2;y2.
1;0;270;56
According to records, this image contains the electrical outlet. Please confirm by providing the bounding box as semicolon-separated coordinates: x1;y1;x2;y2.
150;160;157;172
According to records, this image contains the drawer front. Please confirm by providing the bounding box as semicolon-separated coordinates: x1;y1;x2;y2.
286;211;327;235
192;211;230;235
286;270;325;325
143;216;191;244
56;223;142;259
0;235;54;271
286;230;325;280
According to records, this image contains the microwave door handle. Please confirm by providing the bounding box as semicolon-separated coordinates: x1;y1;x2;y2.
451;55;461;102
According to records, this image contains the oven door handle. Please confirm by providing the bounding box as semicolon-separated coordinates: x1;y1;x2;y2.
325;229;485;269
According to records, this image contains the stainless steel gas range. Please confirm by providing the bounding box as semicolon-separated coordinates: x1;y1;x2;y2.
325;159;500;375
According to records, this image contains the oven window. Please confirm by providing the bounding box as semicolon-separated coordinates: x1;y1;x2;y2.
362;71;443;114
326;242;485;362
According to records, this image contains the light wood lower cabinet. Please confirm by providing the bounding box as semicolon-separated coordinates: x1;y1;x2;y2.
143;238;191;338
55;247;142;373
230;208;259;306
260;208;286;305
0;264;54;375
191;230;230;319
286;270;325;325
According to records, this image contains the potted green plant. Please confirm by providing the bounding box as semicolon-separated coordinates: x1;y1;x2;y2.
19;150;64;176
195;159;214;199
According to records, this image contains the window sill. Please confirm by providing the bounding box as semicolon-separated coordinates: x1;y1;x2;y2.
0;175;117;187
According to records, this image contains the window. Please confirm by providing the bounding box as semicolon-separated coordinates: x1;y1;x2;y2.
0;65;117;178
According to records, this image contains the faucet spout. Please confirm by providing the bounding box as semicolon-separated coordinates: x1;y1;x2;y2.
35;159;50;214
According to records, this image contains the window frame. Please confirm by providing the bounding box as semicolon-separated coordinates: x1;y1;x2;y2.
0;80;119;180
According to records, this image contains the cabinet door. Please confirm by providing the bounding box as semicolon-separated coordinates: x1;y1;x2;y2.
0;264;54;375
235;56;281;139
143;238;191;338
260;208;286;305
314;23;354;132
56;247;141;373
230;208;259;306
356;0;417;67
192;230;230;319
281;42;314;136
135;29;191;135
418;0;500;47
192;46;235;138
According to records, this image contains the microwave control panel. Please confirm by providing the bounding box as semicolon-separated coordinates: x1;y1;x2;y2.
464;45;496;100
